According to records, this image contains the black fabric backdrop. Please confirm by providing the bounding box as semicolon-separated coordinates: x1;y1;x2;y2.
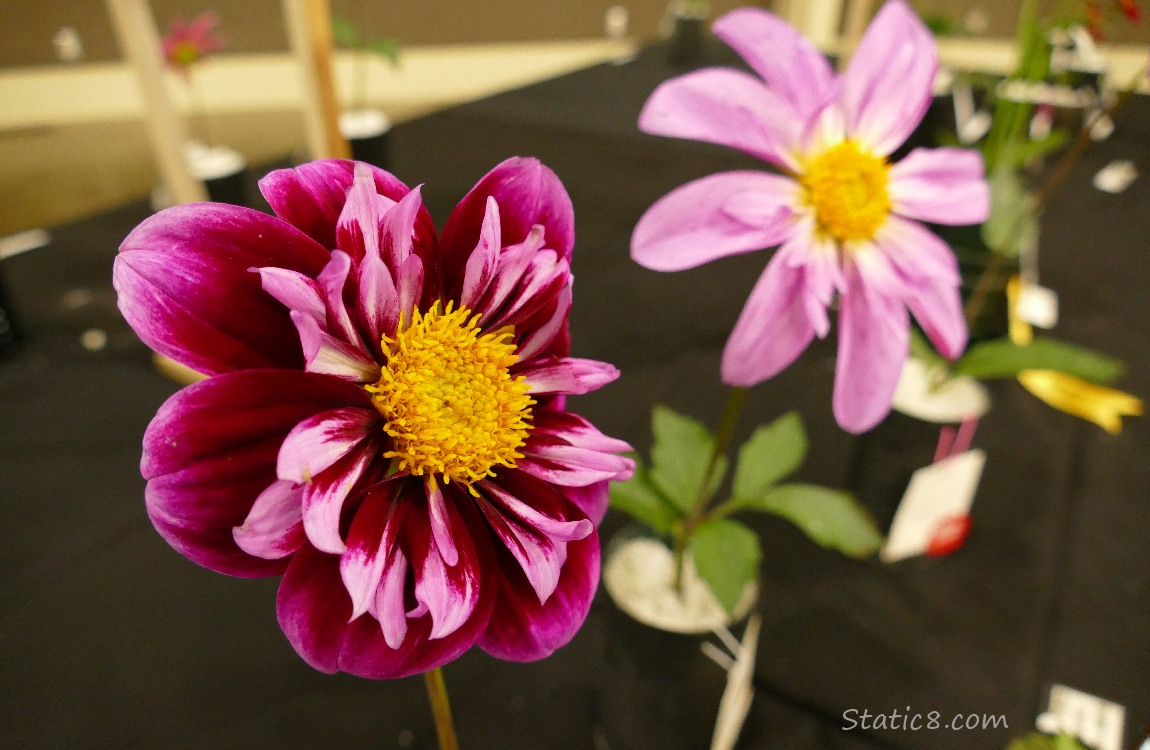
2;43;1148;749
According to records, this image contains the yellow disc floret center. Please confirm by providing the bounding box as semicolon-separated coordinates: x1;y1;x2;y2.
366;303;534;492
801;140;892;242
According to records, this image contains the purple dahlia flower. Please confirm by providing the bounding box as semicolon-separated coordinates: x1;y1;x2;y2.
632;0;991;433
114;158;634;678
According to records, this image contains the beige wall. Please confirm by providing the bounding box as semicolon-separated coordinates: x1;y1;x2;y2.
0;0;765;68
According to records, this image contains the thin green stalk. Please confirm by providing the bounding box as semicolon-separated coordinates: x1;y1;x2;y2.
672;386;748;592
423;667;459;750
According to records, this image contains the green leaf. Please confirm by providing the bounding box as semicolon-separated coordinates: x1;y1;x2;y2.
648;406;726;514
331;17;359;48
690;518;761;614
981;167;1037;257
954;336;1124;384
1006;733;1088;750
731;411;807;499
608;458;681;533
368;37;401;67
740;484;883;557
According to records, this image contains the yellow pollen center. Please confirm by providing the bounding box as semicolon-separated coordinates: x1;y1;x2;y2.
366;303;534;493
801;141;892;242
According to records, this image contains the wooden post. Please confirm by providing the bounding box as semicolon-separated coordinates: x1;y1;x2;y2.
778;0;844;52
839;0;877;69
104;0;207;204
281;0;351;160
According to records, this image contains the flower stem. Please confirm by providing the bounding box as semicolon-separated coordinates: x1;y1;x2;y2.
672;386;748;593
423;667;459;750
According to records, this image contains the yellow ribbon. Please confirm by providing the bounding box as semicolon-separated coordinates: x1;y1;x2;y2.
1007;276;1142;434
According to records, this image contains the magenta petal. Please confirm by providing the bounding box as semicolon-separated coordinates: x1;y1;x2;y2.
142;370;367;576
380;186;425;272
460;197;501;311
888;147;991;225
519;445;635;487
316;251;359;345
395;255;425;325
712;7;835;122
632;171;797;272
425;479;459;567
515;284;571;362
258;159;435;255
833;264;910;433
638;68;801;167
114;203;329;376
355;252;400;354
277;407;379;485
721;241;820;387
841;0;937;156
520;357;619;395
439;158;575;293
278;529;496;678
479;533;599;662
559;482;611;526
232;479;306;559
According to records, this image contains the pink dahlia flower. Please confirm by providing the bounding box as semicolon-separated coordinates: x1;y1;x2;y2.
114;158;634;678
632;0;991;433
162;12;223;76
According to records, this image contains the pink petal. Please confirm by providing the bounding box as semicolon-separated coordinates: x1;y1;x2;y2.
638;68;802;168
316;251;359;345
277;407;379;485
254;267;325;325
340;479;403;620
232;479;306;560
872;215;961;289
355;252;400;356
142;371;367;576
335;162;389;261
520;357;619;395
440;158;575;296
258;159;435;255
712;7;836;122
300;440;378;555
721;236;823;386
411;485;484;641
425;479;458;567
833;263;910;433
460;197;501;310
559;482;611;526
632;171;798;272
841;0;937;156
114;203;329;376
380;185;425;272
888;147;991;225
479;533;599;662
475;227;546;320
519;444;634;487
291;311;379;382
904;278;968;360
395;255;425;326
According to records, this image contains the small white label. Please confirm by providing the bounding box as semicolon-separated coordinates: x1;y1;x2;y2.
881;450;986;563
1016;284;1060;329
1036;684;1125;750
1094;159;1138;193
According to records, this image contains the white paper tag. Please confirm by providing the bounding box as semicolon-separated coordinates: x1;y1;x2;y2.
1094;159;1138;193
891;358;991;423
1036;684;1125;750
1016;284;1060;329
881;450;986;563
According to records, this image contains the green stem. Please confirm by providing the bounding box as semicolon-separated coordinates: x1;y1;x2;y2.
423;667;459;750
672;386;748;593
964;85;1137;328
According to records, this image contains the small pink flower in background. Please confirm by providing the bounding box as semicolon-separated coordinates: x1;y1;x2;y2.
114;158;633;677
631;0;990;433
162;11;223;76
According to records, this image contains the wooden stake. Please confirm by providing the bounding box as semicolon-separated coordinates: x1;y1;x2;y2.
281;0;351;160
104;0;207;204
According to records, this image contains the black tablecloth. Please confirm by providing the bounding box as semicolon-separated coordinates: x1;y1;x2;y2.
3;44;1148;749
